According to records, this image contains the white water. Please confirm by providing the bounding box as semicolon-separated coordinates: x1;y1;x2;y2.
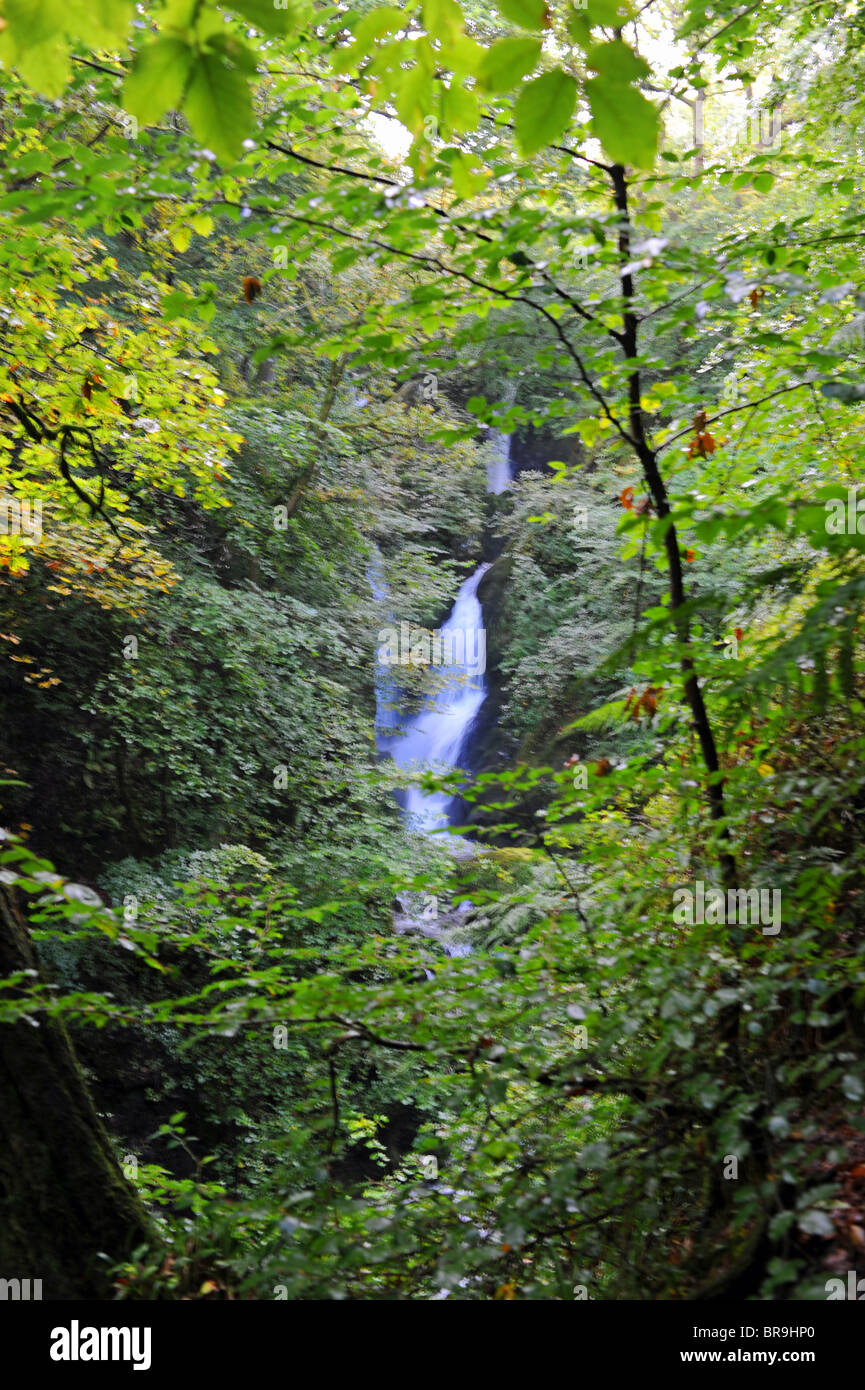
372;424;514;835
486;381;517;495
391;561;491;832
370;427;514;954
486;429;512;495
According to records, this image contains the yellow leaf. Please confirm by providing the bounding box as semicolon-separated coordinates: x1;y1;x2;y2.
169;225;192;253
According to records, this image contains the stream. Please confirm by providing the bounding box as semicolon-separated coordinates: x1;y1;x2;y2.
371;430;514;954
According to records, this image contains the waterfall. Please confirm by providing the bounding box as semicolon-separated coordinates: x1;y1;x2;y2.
485;380;517;494
369;408;514;954
390;562;490;833
371;399;515;835
486;429;512;494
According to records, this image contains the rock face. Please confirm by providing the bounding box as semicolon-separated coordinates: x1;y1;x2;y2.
392;376;438;407
467;552;514;778
458;426;587;836
376;418;586;835
511;424;584;479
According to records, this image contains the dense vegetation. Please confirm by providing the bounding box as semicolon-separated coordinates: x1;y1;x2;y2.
1;0;865;1303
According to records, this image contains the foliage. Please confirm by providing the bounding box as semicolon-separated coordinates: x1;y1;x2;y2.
2;0;865;1305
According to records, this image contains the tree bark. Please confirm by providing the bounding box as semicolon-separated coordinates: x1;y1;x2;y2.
0;882;150;1299
609;162;736;889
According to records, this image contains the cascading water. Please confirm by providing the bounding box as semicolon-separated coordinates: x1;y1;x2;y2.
370;422;514;953
390;561;490;833
486;380;517;496
372;427;514;835
486;427;512;495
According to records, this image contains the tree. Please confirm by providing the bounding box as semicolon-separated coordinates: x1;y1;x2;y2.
1;0;865;1302
0;870;149;1299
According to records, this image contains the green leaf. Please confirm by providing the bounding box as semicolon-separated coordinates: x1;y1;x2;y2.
769;1210;796;1240
584;39;649;82
586;77;659;168
497;0;548;30
3;0;64;47
568;0;632;41
123;38;195;124
440;33;486;74
440;81;480;134
353;5;406;44
396;65;434;135
450;150;487;198
203;32;259;74
0;1;68;93
567;7;593;45
477;37;541;92
514;69;577;156
231;0;302;33
183;51;253;161
797;1209;835;1237
160;0;202;26
69;0;134;44
4;39;71;97
587;0;633;21
1;0;133;82
423;0;464;41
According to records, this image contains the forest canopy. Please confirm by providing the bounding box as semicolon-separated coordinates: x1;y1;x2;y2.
1;0;865;1317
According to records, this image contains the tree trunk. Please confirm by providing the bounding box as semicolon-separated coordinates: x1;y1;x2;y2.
609;162;736;889
0;882;150;1299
